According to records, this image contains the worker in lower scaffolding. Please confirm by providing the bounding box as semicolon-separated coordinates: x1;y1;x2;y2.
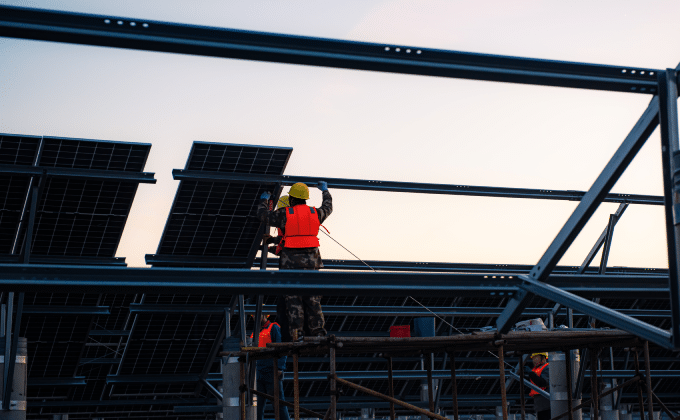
525;352;550;420
253;314;290;420
258;181;332;341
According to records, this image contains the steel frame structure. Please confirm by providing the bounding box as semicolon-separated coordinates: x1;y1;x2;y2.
0;4;679;418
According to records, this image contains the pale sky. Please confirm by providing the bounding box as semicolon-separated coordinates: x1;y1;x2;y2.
1;1;679;268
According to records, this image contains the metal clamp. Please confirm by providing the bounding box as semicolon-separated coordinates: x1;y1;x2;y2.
0;400;27;410
0;355;26;364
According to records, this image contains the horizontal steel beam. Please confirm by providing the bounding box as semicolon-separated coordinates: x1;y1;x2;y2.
108;369;680;386
0;254;127;266
30;398;214;408
129;303;671;319
281;369;680;381
0;163;156;183
519;274;674;349
173;170;663;205
23;305;110;315
0;264;669;298
0;5;661;93
29;376;87;386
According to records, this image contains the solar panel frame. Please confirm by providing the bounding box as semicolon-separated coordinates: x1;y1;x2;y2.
151;141;292;267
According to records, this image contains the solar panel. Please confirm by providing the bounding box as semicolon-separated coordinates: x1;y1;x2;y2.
0;134;41;254
0;134;154;418
149;141;292;267
13;136;151;259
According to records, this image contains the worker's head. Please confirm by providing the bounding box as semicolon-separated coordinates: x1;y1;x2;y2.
531;352;548;367
260;314;275;325
276;195;290;210
289;183;309;200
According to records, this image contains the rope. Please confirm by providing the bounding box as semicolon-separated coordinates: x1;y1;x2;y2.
319;229;514;368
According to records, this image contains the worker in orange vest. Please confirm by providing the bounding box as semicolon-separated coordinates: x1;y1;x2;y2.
525;352;550;420
252;314;290;420
258;182;332;341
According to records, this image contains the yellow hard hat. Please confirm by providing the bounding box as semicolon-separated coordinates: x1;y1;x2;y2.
276;195;290;209
289;183;309;200
530;352;548;358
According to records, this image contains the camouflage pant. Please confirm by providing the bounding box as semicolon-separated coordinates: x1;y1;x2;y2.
285;295;325;337
280;247;325;337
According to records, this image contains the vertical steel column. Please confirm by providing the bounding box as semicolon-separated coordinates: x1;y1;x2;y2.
633;350;645;420
387;356;396;420
565;349;575;420
519;354;526;420
642;342;653;420
293;353;300;420
498;345;508;420
2;292;13;411
330;342;337;420
240;358;247;420
591;349;599;420
425;353;434;414
449;352;459;420
273;356;281;420
657;68;680;348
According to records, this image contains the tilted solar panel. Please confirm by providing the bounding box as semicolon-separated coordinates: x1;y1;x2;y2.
0;135;154;419
13;136;151;258
0;134;41;254
150;141;292;267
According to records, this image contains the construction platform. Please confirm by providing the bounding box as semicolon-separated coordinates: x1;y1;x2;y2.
225;330;673;420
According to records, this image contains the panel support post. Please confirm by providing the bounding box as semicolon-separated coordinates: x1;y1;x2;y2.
590;349;599;420
498;345;508;420
565;349;575;420
273;356;280;420
387;356;396;420
330;339;337;420
642;342;653;420
240;357;247;420
2;292;23;412
496;97;660;334
449;352;459;420
633;350;645;420
293;352;300;420
519;354;526;420
658;68;680;348
425;353;434;414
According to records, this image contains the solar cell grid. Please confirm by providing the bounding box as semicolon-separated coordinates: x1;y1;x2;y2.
39;137;150;172
153;142;292;264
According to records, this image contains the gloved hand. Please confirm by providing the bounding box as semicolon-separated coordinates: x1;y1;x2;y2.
260;191;271;200
317;181;328;192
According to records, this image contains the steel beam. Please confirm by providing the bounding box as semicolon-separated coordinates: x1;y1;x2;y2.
0;264;669;298
0;5;661;93
658;68;680;347
496;97;660;335
173;169;663;205
28;376;87;386
22;305;110;315
128;303;672;319
0;255;127;265
517;274;672;349
150;254;668;275
0;163;156;183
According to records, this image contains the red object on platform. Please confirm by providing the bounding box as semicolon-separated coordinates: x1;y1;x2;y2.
389;325;411;338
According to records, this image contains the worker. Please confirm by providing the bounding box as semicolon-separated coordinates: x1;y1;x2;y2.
525;352;550;420
258;181;332;341
252;314;290;420
264;195;290;257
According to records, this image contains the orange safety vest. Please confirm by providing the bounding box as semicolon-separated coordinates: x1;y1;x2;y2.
529;362;549;397
249;321;281;348
284;205;320;248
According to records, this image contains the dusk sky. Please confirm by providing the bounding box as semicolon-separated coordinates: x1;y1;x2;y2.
1;1;679;268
